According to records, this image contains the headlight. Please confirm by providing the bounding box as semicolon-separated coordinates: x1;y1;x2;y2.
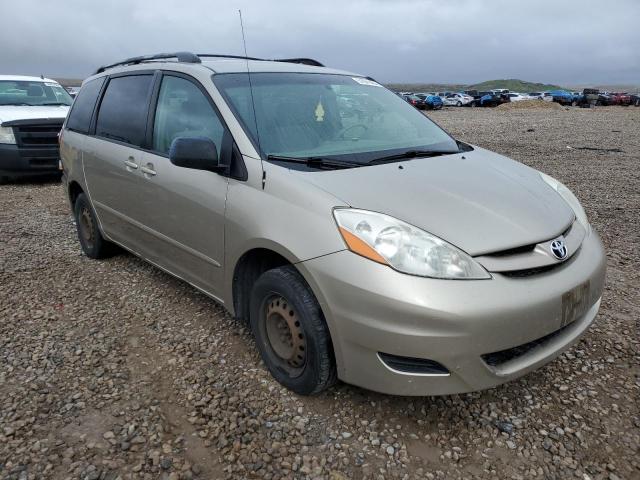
539;172;588;228
333;209;490;279
0;126;16;144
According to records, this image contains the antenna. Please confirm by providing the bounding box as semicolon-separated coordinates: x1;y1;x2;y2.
238;10;265;187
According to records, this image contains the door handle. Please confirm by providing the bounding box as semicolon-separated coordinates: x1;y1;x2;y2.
141;164;157;176
124;159;138;170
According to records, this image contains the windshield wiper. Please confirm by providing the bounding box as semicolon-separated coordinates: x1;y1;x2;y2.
267;154;359;170
368;149;458;165
2;103;34;106
42;102;70;106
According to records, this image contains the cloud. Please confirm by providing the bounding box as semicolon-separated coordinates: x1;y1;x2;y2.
0;0;638;85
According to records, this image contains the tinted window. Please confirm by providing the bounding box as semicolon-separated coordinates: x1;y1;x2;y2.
65;77;105;133
96;75;153;146
152;76;225;155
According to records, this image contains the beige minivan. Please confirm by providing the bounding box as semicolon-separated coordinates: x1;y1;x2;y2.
60;52;605;396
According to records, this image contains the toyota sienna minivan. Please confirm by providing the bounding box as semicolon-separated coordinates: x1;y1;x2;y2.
60;52;606;396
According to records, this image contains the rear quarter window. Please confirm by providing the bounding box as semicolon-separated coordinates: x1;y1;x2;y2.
95;75;153;147
66;77;105;133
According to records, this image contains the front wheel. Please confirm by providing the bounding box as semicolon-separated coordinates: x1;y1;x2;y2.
250;266;337;395
456;101;462;107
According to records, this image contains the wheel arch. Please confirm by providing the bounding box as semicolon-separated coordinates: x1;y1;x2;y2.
68;180;84;207
230;246;295;324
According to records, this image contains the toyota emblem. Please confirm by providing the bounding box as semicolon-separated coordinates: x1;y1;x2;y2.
550;238;568;260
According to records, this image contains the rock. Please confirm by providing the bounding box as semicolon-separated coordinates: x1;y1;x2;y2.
495;421;514;434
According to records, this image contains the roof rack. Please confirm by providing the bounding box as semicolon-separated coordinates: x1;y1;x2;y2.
94;52;201;74
198;54;324;67
94;52;325;75
273;58;324;67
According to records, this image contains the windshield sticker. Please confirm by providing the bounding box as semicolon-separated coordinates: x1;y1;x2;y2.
315;101;325;122
352;77;381;87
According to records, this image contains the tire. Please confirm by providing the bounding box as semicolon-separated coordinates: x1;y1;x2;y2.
456;101;462;107
250;265;337;395
73;193;116;259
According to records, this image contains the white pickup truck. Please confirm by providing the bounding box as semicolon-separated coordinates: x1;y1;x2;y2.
0;75;72;182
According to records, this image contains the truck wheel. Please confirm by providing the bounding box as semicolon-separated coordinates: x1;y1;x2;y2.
73;193;116;259
250;265;337;395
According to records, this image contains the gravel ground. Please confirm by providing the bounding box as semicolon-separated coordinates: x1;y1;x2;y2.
1;106;638;480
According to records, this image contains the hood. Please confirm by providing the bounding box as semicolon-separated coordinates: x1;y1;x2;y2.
0;105;69;125
296;147;575;256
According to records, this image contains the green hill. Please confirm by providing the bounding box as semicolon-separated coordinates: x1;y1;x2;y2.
386;79;565;93
468;79;564;92
386;83;467;93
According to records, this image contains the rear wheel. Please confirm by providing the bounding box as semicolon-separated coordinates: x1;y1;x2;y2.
250;265;337;395
74;193;116;259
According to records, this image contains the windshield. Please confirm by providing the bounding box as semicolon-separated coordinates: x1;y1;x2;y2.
0;80;73;106
213;73;458;164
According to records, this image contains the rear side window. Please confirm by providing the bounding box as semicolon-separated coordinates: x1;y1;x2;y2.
96;75;153;146
66;77;105;133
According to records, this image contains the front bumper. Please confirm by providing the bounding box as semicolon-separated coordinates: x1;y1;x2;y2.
298;229;606;396
0;143;61;178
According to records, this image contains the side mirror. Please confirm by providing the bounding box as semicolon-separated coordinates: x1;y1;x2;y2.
169;137;225;172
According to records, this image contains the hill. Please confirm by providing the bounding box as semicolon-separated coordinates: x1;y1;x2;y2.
468;79;564;92
385;79;565;93
386;83;466;93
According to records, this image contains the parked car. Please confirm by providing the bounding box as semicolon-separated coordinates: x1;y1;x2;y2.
611;92;632;106
441;93;474;106
60;51;605;396
402;94;428;110
507;93;528;102
630;93;640;106
527;92;554;102
414;93;444;110
65;86;80;98
0;75;73;182
548;90;578;106
578;88;600;108
597;92;614;106
474;91;503;107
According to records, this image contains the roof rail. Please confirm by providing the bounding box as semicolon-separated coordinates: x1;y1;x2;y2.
197;53;263;61
93;52;325;75
273;58;324;67
93;51;201;74
199;54;324;67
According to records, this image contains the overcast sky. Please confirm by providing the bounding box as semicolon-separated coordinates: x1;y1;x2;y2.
1;0;638;85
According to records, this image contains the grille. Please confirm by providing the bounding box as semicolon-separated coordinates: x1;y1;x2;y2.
500;263;562;278
13;121;63;148
481;322;572;368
